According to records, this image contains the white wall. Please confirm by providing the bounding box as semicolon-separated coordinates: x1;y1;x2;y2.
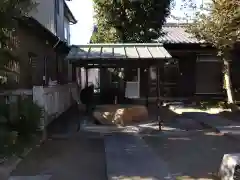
33;83;78;130
56;0;65;40
30;0;66;41
64;17;70;44
30;0;56;35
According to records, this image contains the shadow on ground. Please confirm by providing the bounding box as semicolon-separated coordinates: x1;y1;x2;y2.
143;128;240;180
46;105;81;136
11;132;107;180
10;105;107;180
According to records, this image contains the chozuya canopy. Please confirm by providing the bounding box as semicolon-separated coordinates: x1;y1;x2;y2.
66;43;172;67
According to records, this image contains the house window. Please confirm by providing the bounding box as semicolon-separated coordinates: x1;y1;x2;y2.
64;21;68;42
64;26;68;41
149;67;156;80
163;59;179;83
28;52;38;86
197;54;221;62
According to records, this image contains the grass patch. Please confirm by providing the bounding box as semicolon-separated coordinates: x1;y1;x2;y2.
196;100;229;110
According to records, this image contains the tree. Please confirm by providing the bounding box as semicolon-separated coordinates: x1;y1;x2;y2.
91;0;172;43
0;0;34;87
186;0;240;104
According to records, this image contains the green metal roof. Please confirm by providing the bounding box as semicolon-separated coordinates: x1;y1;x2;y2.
66;43;172;61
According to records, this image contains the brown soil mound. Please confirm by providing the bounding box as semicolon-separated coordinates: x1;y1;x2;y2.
93;105;148;126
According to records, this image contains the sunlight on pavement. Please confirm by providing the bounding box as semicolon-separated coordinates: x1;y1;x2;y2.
176;176;214;180
204;132;224;136
170;106;231;115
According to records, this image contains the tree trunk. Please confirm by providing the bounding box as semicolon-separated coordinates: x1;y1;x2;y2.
223;58;234;104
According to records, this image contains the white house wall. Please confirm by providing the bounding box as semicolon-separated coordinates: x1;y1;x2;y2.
30;0;56;35
64;17;71;44
56;0;65;40
30;0;67;41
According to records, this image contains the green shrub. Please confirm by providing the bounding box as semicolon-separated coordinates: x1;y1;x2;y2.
11;96;42;138
0;96;42;158
0;99;9;121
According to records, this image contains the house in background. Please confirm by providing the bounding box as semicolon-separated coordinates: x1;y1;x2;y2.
5;0;77;89
154;23;224;99
73;23;226;102
122;23;224;101
156;24;239;102
29;0;77;43
0;0;79;131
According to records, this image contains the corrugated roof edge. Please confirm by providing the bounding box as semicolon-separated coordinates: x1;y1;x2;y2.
71;43;164;48
67;43;172;60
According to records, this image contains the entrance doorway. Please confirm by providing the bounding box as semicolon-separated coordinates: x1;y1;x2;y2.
162;59;179;97
124;68;140;98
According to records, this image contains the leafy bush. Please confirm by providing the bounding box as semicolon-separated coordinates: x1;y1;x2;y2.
199;100;229;110
10;96;42;138
0;95;42;158
0;99;9;121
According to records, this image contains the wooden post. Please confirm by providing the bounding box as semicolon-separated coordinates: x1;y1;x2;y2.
145;67;149;107
72;64;76;82
156;62;161;131
85;68;88;87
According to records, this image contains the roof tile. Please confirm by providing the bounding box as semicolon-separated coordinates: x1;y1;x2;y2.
157;24;201;44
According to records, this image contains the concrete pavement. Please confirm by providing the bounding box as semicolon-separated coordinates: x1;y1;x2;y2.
6;106;240;180
105;133;171;180
183;112;240;139
144;129;240;179
7;105;107;180
10;132;107;180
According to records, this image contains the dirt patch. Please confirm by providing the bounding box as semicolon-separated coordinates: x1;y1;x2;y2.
159;106;179;122
147;105;179;123
93;105;148;126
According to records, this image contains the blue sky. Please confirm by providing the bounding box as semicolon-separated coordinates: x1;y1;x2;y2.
67;0;203;45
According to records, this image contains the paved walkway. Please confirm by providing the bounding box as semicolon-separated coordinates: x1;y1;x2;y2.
183;112;240;139
144;129;240;179
104;132;171;180
5;106;240;180
6;106;107;180
9;175;51;180
9;132;107;180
